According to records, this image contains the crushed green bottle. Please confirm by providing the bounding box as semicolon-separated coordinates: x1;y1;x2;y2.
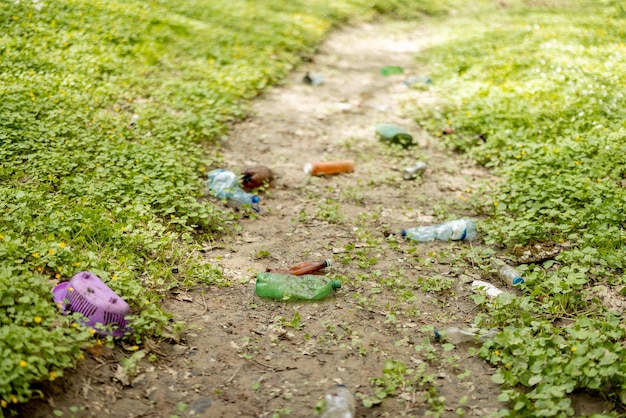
255;272;341;301
375;123;414;148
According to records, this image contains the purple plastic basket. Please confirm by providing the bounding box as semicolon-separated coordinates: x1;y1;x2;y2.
52;271;131;337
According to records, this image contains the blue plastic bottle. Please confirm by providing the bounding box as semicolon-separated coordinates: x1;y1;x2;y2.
207;169;260;212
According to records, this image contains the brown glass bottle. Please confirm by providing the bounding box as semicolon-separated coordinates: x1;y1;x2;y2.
267;259;332;276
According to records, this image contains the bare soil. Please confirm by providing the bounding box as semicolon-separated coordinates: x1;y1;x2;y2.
20;20;612;418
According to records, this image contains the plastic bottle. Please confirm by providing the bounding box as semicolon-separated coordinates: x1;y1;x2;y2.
320;384;355;418
434;327;497;344
403;76;433;87
303;72;324;86
491;259;524;285
255;272;341;300
401;219;476;242
207;169;260;212
380;65;403;76
267;259;332;276
304;160;355;176
402;162;427;180
471;280;504;298
375;123;414;148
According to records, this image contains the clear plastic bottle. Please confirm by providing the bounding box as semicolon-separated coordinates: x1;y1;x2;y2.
320;384;355;418
207;169;260;212
401;219;476;242
434;326;497;344
255;273;341;300
266;259;332;276
471;280;504;298
491;259;524;285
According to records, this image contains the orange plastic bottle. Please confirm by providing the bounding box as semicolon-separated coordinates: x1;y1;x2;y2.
267;259;331;276
304;160;355;176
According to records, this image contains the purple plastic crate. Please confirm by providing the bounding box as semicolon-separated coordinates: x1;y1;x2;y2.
52;271;131;337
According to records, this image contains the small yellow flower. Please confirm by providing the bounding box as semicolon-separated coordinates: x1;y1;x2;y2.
37;267;43;272
10;395;17;404
0;234;4;239
48;249;55;255
19;360;27;367
131;345;139;351
571;346;577;352
34;317;42;324
97;339;103;345
49;371;58;380
74;262;80;267
505;363;511;369
68;287;74;292
58;242;66;249
88;329;96;335
79;353;84;360
145;300;150;305
495;350;500;356
1;399;6;407
112;275;118;281
32;252;39;258
72;323;78;328
55;273;61;279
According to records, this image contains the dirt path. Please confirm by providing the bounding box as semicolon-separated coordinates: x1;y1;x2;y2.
23;20;521;418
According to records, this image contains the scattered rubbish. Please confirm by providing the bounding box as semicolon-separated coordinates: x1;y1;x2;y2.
320;384;355;418
402;161;427;180
401;219;476;242
52;271;131;337
375;123;414;148
207;168;260;212
267;259;331;276
241;165;274;191
304;160;355;176
255;272;341;300
434;326;497;344
129;114;139;128
442;127;456;135
303;72;324;86
403;76;432;87
471;280;504;298
380;65;404;76
491;258;525;286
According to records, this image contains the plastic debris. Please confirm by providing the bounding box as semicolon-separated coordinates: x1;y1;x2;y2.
255;272;341;301
376;123;414;148
304;160;355;176
380;65;404;76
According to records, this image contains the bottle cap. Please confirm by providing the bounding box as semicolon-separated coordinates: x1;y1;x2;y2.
331;280;341;290
251;195;260;212
433;329;441;341
401;229;407;237
512;276;524;285
303;163;313;174
323;259;332;268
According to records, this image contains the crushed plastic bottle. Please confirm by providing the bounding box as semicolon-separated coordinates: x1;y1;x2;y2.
434;326;497;344
255;272;341;301
401;219;476;242
403;76;433;87
375;123;414;148
207;169;260;212
320;384;355;418
491;259;524;285
402;162;427;180
304;160;355;176
267;259;331;276
303;72;324;86
471;280;504;298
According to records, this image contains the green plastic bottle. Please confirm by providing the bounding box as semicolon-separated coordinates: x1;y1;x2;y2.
375;123;414;148
255;272;341;301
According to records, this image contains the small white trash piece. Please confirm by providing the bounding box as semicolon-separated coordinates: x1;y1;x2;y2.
471;280;504;298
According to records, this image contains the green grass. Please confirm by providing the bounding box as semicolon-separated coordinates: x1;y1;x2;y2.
411;1;626;415
0;0;459;409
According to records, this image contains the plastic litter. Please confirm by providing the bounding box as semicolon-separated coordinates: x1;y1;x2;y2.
320;384;355;418
403;162;427;180
303;72;324;86
255;272;341;301
241;166;274;191
52;271;131;337
375;123;414;148
304;160;354;176
471;280;504;298
266;259;331;276
434;326;497;344
492;258;525;286
207;169;260;212
380;65;403;76
403;76;433;87
401;219;476;242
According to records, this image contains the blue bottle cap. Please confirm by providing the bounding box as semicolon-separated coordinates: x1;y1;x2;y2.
251;195;260;212
401;229;407;237
512;276;524;285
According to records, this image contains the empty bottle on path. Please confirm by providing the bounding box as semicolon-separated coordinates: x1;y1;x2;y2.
434;326;497;344
320;384;355;418
402;161;427;180
471;280;504;298
491;258;525;285
375;123;414;148
207;169;260;212
255;272;341;301
401;219;476;242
